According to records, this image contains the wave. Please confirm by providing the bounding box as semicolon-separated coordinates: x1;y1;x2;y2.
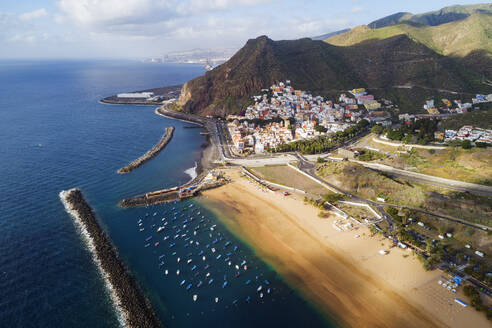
184;161;198;181
59;189;128;328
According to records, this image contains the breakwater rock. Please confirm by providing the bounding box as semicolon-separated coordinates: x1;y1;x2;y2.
118;127;175;174
59;189;163;328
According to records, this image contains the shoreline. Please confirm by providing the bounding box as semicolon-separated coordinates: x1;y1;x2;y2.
59;189;163;328
118;126;175;174
198;168;490;328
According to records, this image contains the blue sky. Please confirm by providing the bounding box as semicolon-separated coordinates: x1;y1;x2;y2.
0;1;486;59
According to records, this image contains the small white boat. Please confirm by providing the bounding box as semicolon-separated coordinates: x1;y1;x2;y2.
202;256;206;261
193;295;198;302
215;297;219;303
165;270;168;275
177;270;180;275
177;257;181;263
260;293;263;298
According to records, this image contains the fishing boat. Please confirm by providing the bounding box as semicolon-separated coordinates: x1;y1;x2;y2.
198;250;204;256
193;295;198;302
233;246;238;251
267;288;271;294
264;280;270;285
205;272;210;278
216;254;222;260
211;248;216;253
257;285;262;292
215;297;219;303
232;299;238;305
222;281;228;288
154;242;159;247
240;260;246;266
246;280;251;285
204;264;210;270
186;283;192;290
159;254;165;259
202;256;206;261
169;243;176;248
177;257;181;263
235;265;239;270
139;228;145;232
187;259;192;264
197;281;203;288
146;236;153;241
260;292;264;298
180;280;186;286
176;270;180;275
208;279;214;285
144;243;150;248
191;265;197;271
165;270;168;275
157;226;164;233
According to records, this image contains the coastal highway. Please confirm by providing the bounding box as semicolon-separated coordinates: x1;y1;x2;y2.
351;160;492;198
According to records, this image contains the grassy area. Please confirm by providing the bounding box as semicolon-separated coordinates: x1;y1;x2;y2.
317;161;492;226
387;147;492;186
251;165;327;196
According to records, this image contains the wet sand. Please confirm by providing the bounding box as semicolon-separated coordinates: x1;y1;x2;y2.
199;168;489;328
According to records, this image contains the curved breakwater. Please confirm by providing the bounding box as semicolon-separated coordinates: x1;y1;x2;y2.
118;126;175;174
59;188;163;328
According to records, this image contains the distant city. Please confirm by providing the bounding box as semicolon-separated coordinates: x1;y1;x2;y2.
143;48;237;70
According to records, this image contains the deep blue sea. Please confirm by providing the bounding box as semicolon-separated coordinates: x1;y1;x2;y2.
0;60;333;328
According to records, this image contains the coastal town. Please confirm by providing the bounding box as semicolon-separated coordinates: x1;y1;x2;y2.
225;81;492;154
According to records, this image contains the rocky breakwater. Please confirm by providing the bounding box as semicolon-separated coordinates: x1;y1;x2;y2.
118;126;175;174
59;188;163;328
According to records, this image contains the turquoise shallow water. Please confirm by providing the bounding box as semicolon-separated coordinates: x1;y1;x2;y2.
0;60;334;327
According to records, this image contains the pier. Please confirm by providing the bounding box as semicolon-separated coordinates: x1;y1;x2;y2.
118;126;175;174
119;171;228;208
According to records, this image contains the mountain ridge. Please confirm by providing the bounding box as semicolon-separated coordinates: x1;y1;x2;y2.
177;34;489;116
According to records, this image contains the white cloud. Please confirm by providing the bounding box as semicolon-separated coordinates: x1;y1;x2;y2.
19;8;48;21
351;6;364;13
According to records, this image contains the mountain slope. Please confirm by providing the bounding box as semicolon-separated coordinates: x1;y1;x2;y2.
327;13;492;57
178;35;487;116
311;29;350;41
368;3;492;28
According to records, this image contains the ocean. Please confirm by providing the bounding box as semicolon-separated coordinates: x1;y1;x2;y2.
0;60;334;328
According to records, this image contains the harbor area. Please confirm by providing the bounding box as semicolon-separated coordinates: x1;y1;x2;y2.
119;170;229;208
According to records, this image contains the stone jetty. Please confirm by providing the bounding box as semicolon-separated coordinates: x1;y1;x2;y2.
118;126;175;174
60;188;163;328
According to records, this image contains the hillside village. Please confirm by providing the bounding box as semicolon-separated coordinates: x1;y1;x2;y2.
226;81;492;154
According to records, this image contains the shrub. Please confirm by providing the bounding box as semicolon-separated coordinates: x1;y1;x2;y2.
461;140;472;149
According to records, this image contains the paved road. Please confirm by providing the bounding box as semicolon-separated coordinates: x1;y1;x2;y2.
352;161;492;197
291;153;396;231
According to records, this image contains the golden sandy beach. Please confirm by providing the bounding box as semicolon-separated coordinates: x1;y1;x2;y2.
198;168;490;328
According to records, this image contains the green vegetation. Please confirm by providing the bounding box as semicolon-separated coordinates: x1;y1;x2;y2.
387;146;492;186
327;12;492;58
463;285;492;320
357;149;387;162
371;125;384;135
317;160;492;226
367;4;492;28
274;120;369;154
179;33;490;116
439;107;492;130
384;119;438;144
